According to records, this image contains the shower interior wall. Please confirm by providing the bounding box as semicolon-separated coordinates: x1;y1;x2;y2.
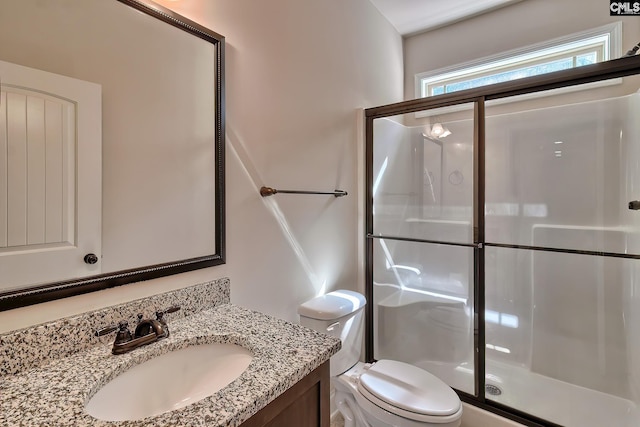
484;94;633;399
371;90;640;411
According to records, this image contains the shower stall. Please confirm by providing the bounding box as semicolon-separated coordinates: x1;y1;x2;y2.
365;57;640;427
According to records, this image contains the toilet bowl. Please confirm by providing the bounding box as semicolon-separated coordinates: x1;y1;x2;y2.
299;290;462;427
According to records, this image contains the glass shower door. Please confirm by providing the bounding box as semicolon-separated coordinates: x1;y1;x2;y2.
370;104;477;395
483;81;640;427
366;60;640;427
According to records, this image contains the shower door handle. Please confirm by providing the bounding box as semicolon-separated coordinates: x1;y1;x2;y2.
629;201;640;210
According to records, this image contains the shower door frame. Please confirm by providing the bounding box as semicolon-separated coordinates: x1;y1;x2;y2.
364;55;640;427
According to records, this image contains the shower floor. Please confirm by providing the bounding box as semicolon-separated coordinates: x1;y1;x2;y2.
415;359;639;427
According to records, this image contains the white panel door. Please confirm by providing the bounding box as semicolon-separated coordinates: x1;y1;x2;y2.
0;60;101;290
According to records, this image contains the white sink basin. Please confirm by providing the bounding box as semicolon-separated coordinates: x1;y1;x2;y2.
85;343;253;421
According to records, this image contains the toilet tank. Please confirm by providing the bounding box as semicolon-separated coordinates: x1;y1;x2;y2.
298;290;366;376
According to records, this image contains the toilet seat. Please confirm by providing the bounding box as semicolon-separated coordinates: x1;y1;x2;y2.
357;359;462;424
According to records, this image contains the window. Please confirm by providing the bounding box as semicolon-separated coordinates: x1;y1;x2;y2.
416;23;622;99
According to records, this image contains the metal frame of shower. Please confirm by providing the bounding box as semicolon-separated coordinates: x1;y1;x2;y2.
364;55;640;427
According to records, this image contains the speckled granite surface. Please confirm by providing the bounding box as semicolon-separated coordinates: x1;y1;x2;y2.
0;278;230;376
0;303;341;426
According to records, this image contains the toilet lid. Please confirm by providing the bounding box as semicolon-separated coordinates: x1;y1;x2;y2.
357;360;461;418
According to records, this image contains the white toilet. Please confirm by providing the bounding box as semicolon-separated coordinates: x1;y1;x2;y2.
299;290;462;427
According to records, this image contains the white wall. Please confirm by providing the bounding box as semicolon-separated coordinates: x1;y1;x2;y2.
0;0;402;333
404;0;640;101
160;0;403;322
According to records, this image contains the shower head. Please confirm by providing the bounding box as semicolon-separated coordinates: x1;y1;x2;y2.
422;132;444;147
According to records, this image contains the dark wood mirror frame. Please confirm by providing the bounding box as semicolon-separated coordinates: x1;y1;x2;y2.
0;0;225;311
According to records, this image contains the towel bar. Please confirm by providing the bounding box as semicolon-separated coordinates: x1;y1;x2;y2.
260;186;347;197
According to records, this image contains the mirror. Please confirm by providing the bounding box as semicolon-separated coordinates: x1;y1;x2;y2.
0;0;225;310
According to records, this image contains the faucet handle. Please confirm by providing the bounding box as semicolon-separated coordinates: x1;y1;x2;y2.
158;305;180;316
95;324;119;337
95;320;133;345
166;305;180;313
114;320;133;345
156;305;181;321
154;305;180;338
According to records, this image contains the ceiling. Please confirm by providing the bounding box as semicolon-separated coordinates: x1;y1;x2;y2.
368;0;524;36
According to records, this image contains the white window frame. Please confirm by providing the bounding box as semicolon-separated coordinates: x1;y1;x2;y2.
415;22;623;101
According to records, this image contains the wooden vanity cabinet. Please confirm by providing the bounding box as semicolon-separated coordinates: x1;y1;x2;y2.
241;361;330;427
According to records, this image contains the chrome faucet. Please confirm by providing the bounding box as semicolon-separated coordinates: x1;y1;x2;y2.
95;305;181;355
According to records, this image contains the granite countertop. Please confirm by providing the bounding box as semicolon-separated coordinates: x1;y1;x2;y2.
0;303;341;426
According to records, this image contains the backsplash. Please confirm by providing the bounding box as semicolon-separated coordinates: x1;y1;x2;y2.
0;277;230;376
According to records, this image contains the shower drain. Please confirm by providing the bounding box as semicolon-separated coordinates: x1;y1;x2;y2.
485;384;502;396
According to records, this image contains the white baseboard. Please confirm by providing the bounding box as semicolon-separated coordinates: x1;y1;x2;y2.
461;403;526;427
